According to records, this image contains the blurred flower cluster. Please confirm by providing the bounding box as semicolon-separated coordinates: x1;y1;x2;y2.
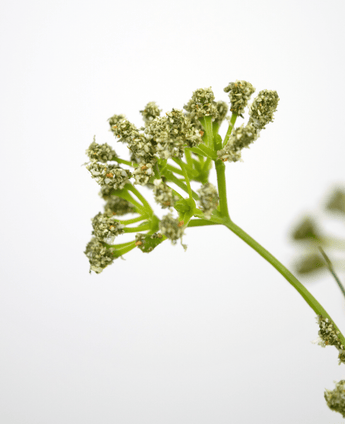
290;188;345;277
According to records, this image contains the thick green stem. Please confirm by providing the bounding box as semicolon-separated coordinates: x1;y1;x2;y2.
215;159;230;219
223;219;345;346
187;219;221;227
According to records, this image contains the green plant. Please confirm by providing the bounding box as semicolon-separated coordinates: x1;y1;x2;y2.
84;80;345;418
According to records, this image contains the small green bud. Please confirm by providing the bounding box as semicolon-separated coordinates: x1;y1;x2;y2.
184;87;219;120
159;213;184;244
249;90;279;130
140;102;162;124
223;80;255;115
91;212;124;242
295;253;325;274
198;183;219;219
153;178;178;208
84;237;115;274
86;138;117;163
326;189;345;214
104;196;136;216
291;217;320;241
135;232;164;253
174;198;192;214
324;380;345;418
86;162;132;190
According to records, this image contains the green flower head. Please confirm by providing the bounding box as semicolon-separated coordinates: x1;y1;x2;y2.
223;80;255;115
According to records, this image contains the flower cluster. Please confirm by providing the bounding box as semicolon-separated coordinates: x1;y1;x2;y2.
140;101;162;124
291;217;320;241
217;123;259;162
85;78;280;274
91;212;124;243
326;189;345;214
324;380;345;418
153;179;178;209
84;238;115;274
103;196;136;216
86;162;132;191
198;183;219;219
223;80;255;115
295;253;325;274
314;316;345;364
249;90;280;130
159;213;184;244
184;87;219;120
86;138;116;163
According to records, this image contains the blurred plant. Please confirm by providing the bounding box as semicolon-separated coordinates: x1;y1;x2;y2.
291;189;345;277
84;80;345;418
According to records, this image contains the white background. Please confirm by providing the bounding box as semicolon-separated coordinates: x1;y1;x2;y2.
1;0;345;422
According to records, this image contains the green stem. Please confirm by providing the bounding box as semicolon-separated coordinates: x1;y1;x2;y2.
184;148;194;168
112;157;138;167
166;164;185;176
223;113;238;148
173;158;194;202
123;223;151;233
127;184;153;215
223;219;345;346
111;189;146;215
106;240;136;249
215;159;230;218
318;247;345;300
116;216;146;225
164;169;199;201
112;241;137;257
187;219;221;227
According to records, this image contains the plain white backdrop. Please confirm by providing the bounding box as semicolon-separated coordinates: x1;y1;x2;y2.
1;0;345;422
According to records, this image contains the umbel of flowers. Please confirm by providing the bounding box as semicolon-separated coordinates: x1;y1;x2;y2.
84;79;345;418
84;80;279;274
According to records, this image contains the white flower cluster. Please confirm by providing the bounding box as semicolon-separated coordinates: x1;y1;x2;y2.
184;87;219;120
159;213;184;244
91;212;124;243
224;80;255;115
133;163;155;185
313;315;345;364
217;123;259;162
86;162;132;191
153;178;178;209
248;90;279;130
324;380;345;418
104;196;136;217
84;238;115;274
198;183;219;219
86;139;116;163
140;101;162;124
